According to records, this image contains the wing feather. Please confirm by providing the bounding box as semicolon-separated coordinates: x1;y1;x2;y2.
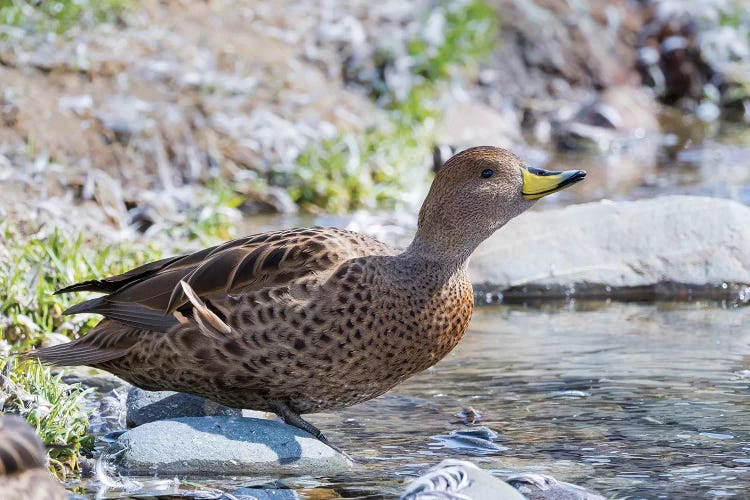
53;227;395;333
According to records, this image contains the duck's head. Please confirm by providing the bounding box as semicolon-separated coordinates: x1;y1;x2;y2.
412;146;585;261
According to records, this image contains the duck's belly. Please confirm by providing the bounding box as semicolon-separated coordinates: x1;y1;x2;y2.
99;327;450;414
98;306;472;414
98;272;474;414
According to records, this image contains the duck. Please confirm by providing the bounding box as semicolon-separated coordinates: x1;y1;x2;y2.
25;146;585;450
0;414;67;500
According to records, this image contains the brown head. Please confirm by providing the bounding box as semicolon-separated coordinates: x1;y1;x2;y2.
408;146;585;262
0;414;46;475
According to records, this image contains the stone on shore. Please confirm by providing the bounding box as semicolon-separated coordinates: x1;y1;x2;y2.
110;416;351;475
470;196;750;293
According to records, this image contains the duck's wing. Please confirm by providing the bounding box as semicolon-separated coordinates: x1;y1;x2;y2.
55;227;394;333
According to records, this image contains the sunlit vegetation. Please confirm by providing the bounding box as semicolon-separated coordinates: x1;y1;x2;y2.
284;0;498;213
0;359;93;478
0;0;131;36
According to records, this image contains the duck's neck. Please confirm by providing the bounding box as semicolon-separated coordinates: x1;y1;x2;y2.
400;227;480;276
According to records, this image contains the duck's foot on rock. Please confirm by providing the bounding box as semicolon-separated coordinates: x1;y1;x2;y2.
270;401;356;463
109;416;352;476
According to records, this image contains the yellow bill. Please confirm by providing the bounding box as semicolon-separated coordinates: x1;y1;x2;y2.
522;166;587;200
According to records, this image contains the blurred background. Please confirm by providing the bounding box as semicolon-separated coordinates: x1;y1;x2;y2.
2;0;750;497
1;0;749;239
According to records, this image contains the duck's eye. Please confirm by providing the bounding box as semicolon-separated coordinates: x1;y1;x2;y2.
481;169;495;179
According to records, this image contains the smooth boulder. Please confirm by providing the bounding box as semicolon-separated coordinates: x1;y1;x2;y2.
126;388;243;427
110;416;351;475
470;196;750;292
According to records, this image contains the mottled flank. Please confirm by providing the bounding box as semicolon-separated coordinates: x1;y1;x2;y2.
0;415;67;500
26;147;582;444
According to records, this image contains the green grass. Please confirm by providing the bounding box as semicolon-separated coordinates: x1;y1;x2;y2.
1;359;93;478
0;0;132;36
282;0;498;213
0;227;159;479
0;184;238;478
286;125;430;213
174;181;243;244
0;225;163;349
0;182;237;349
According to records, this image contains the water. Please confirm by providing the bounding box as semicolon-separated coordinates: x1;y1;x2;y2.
541;121;750;208
76;302;750;498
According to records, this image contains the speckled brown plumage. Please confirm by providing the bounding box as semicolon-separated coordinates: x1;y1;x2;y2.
0;415;67;500
26;147;584;446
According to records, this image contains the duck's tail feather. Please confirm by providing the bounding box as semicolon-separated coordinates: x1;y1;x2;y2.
21;321;141;366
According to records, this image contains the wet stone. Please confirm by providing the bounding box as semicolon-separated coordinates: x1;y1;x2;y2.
231;487;300;500
126;388;243;428
432;426;508;454
110;416;352;476
401;460;525;500
507;473;606;500
90;388;128;435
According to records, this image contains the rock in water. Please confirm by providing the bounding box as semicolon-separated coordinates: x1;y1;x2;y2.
126;388;243;427
401;460;525;500
471;196;750;293
507;473;605;500
110;416;352;475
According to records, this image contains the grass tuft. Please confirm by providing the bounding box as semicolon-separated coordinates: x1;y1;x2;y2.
0;224;163;349
0;358;93;478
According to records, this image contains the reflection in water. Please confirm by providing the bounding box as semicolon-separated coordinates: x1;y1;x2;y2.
81;302;750;498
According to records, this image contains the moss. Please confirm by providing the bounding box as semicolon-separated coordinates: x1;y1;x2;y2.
282;0;498;213
0;0;132;36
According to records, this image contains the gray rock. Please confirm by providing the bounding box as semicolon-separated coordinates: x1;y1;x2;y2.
90;388;128;435
470;196;750;294
507;473;605;500
435;99;522;151
126;388;242;428
231;487;299;500
61;368;129;392
553;86;660;154
110;416;352;475
401;460;525;500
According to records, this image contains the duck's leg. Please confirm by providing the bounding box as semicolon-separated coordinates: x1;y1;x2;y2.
270;402;351;460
